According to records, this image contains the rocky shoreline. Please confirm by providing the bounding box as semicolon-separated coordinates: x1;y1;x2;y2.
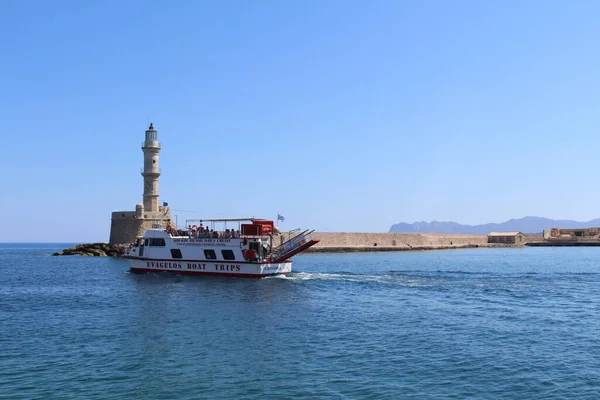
52;243;126;257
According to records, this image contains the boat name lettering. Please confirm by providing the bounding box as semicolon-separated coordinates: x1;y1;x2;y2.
146;261;182;269
215;264;241;272
187;263;207;270
173;238;231;247
263;265;280;271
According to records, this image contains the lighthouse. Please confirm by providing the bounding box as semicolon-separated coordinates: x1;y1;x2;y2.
109;123;172;244
142;122;161;212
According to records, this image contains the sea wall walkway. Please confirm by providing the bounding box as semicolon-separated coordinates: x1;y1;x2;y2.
302;232;510;253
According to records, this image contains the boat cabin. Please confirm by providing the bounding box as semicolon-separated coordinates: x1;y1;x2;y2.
128;218;280;263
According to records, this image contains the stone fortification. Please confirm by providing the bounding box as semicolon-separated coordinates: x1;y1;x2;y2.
109;207;172;245
304;232;490;252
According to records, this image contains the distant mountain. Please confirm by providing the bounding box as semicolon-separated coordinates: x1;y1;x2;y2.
389;216;600;235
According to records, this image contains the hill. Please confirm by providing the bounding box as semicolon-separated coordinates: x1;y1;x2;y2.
389;216;600;234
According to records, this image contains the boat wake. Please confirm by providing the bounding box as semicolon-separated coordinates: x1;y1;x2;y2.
288;271;431;287
290;271;362;281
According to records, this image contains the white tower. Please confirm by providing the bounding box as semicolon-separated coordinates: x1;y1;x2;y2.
142;122;160;212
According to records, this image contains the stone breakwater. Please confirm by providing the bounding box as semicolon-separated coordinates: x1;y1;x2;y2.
53;232;528;258
303;232;515;253
53;243;126;257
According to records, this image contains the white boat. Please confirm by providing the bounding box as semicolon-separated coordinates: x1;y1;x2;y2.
123;218;319;278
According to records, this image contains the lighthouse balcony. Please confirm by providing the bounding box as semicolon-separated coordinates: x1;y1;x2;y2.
141;168;161;175
141;141;161;150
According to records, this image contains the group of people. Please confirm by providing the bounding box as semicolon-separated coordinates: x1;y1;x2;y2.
165;224;241;239
187;225;240;239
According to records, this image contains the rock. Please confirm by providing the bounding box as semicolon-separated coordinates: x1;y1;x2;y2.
88;248;106;257
53;242;126;257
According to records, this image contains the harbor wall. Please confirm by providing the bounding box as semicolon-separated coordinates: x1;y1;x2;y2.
302;232;489;252
524;235;543;242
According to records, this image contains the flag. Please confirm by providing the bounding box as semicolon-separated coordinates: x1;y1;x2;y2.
277;214;285;222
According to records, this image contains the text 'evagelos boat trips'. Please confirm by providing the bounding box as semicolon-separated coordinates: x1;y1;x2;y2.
124;218;319;278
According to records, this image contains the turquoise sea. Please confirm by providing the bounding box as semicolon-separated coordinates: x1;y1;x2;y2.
2;244;600;399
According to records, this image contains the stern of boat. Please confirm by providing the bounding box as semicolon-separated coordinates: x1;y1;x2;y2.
269;230;319;263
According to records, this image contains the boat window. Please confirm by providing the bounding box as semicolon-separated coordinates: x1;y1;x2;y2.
149;238;166;246
204;249;217;260
144;239;148;246
170;249;182;259
222;249;235;260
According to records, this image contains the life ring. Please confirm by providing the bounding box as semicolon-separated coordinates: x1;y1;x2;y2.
244;249;256;260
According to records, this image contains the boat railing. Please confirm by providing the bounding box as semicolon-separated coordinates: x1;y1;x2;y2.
168;229;264;240
269;230;314;261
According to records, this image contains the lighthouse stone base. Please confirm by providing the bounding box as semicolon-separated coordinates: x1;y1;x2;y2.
109;206;172;245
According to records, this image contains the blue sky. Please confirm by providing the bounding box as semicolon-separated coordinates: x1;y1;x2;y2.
2;0;600;242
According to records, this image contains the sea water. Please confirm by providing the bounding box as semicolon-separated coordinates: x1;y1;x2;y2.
1;244;600;399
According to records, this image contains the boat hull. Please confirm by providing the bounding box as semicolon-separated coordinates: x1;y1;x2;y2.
126;257;292;278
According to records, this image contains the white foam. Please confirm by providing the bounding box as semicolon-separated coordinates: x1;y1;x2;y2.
287;271;433;288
